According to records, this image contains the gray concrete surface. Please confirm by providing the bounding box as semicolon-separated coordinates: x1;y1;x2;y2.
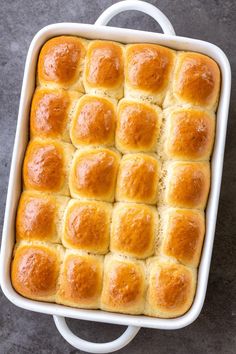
0;0;235;353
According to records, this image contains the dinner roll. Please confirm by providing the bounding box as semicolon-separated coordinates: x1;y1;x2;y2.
30;88;81;142
159;208;205;267
70;94;116;148
145;258;196;318
23;138;75;195
62;199;112;254
116;153;159;204
16;191;69;243
164;52;220;111
111;203;157;259
162;107;215;161
83;40;124;99
116;98;162;153
101;254;146;314
56;250;103;309
11;241;63;302
162;161;210;210
38;36;87;91
125;44;175;104
69;148;120;202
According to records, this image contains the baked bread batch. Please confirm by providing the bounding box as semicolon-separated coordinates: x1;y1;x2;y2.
11;36;220;318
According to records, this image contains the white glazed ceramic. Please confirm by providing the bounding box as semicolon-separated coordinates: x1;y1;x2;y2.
0;1;231;353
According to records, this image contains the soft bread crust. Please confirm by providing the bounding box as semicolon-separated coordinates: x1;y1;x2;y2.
30;88;81;142
145;258;196;318
83;40;124;99
164;52;220;111
69;148;120;202
16;191;69;243
159;208;205;267
163;161;210;210
11;241;64;302
70;94;117;148
116;153;160;204
23;138;75;195
38;36;87;91
62;199;112;254
111;203;157;259
116;98;162;153
125;44;175;104
162;107;215;161
56;250;103;309
101;254;146;314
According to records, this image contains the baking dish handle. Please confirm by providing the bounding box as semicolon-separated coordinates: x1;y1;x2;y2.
95;0;175;35
53;315;140;353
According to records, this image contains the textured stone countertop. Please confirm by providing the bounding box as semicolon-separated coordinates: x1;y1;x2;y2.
0;0;235;353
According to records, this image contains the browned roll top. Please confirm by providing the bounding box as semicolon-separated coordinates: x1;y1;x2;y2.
11;244;61;300
70;148;120;201
61;255;101;300
38;36;86;85
30;89;70;138
165;162;210;209
23;140;64;192
85;41;123;88
126;44;174;92
16;193;56;241
173;52;220;108
109;263;142;305
111;203;156;259
116;100;160;152
116;154;159;204
71;95;116;147
63;200;111;253
164;108;215;160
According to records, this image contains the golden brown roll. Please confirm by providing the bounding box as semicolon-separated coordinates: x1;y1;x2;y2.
124;44;175;104
23;138;75;195
30;88;81;142
11;241;63;302
83;40;124;99
116;153;159;204
16;191;69;243
101;254;146;314
56;250;103;309
116;99;162;153
62;199;112;254
70;95;116;148
162;107;215;161
111;203;157;259
37;36;87;91
164;52;220;111
69;148;120;202
163;161;210;210
159;208;205;267
145;258;196;318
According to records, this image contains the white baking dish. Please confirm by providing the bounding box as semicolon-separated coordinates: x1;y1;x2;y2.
0;1;231;353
